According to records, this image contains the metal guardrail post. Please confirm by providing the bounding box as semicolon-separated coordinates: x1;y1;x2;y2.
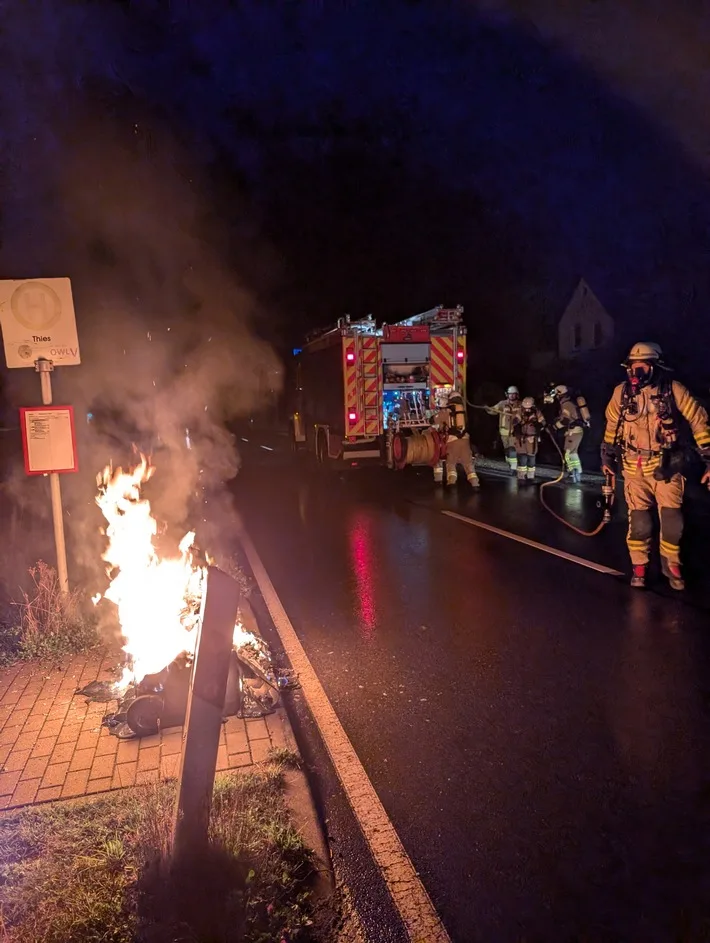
172;566;240;864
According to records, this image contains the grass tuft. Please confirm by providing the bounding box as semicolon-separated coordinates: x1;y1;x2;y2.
268;746;303;770
0;762;325;942
0;561;99;667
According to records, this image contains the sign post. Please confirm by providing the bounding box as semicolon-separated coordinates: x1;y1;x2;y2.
0;278;81;592
33;361;74;593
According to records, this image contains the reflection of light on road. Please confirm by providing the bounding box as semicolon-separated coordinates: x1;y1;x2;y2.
297;484;309;525
562;487;584;515
349;513;377;640
241;437;249;442
260;445;273;451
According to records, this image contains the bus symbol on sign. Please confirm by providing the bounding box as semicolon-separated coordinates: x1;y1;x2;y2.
11;282;62;331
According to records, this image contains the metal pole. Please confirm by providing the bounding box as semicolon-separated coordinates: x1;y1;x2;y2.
35;359;69;593
172;566;240;864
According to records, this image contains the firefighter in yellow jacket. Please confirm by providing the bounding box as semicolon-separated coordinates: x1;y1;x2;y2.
544;384;590;483
513;397;546;482
485;386;522;474
432;391;480;488
601;342;710;590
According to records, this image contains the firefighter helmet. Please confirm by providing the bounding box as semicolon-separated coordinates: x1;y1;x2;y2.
543;383;566;403
447;390;464;405
506;385;519;397
623;342;663;365
521;396;535;410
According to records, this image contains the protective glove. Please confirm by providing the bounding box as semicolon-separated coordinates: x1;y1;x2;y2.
600;442;618;476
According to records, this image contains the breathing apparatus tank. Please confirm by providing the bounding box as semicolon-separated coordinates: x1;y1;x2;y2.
447;391;467;438
576;394;591;426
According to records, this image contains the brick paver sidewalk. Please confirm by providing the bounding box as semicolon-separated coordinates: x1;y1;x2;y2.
0;650;289;810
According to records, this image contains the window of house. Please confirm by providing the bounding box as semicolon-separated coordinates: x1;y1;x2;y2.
573;323;582;350
593;322;603;347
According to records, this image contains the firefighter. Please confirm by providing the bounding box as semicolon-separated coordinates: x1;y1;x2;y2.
485;386;522;474
437;391;480;488
513;397;546;482
601;342;710;590
544;384;589;484
431;393;450;484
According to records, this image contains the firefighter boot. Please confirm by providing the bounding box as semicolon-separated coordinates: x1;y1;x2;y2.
662;560;685;591
526;466;536;481
467;471;481;489
517;468;527;483
630;565;647;589
571;469;582;484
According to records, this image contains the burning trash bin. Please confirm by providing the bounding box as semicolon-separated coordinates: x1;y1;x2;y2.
79;458;296;739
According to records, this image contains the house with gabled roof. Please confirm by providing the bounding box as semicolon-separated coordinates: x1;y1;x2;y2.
558;278;614;360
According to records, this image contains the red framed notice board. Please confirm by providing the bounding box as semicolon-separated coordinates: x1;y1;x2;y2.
19;406;79;475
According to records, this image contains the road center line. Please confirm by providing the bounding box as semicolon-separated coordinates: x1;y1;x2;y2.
441;510;625;577
239;527;452;943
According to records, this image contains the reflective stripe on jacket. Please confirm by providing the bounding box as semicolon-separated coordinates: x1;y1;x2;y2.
554;397;582;430
604;379;710;476
492;400;522;435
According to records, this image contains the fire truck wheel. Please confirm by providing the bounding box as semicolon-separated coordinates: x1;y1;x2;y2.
316;431;330;466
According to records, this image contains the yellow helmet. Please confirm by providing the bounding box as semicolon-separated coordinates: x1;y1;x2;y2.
623;342;663;365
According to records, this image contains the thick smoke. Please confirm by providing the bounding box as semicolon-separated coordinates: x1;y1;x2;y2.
65;114;281;575
0;17;282;589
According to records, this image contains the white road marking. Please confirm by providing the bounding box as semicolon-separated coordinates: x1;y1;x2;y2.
241;437;249;442
442;510;625;577
239;527;452;943
259;445;274;451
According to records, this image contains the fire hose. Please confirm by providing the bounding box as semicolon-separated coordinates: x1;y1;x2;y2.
539;427;615;537
392;428;444;469
469;399;614;534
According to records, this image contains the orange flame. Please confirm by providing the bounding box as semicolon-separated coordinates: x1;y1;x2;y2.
95;457;204;685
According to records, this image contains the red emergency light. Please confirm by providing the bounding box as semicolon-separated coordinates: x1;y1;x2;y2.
457;349;465;362
348;410;358;422
346;352;355;363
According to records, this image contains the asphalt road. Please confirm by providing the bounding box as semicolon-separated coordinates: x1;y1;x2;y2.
232;433;710;943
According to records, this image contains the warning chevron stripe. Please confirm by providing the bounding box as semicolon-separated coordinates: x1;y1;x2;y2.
430;347;452;372
430;337;454;385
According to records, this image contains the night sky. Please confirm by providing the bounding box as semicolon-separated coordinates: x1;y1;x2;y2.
3;1;710;388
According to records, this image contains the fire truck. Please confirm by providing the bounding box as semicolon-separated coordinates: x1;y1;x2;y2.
291;305;467;468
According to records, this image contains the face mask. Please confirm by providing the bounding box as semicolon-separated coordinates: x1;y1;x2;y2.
628;363;652;390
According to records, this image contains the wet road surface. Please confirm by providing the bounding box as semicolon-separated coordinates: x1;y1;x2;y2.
232;435;710;943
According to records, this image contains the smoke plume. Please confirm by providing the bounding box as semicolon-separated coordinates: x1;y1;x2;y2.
0;9;282;590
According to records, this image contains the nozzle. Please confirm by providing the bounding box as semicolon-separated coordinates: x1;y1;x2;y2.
601;471;615;523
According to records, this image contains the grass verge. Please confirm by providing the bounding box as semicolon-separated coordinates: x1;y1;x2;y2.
0;561;100;667
0;762;332;943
